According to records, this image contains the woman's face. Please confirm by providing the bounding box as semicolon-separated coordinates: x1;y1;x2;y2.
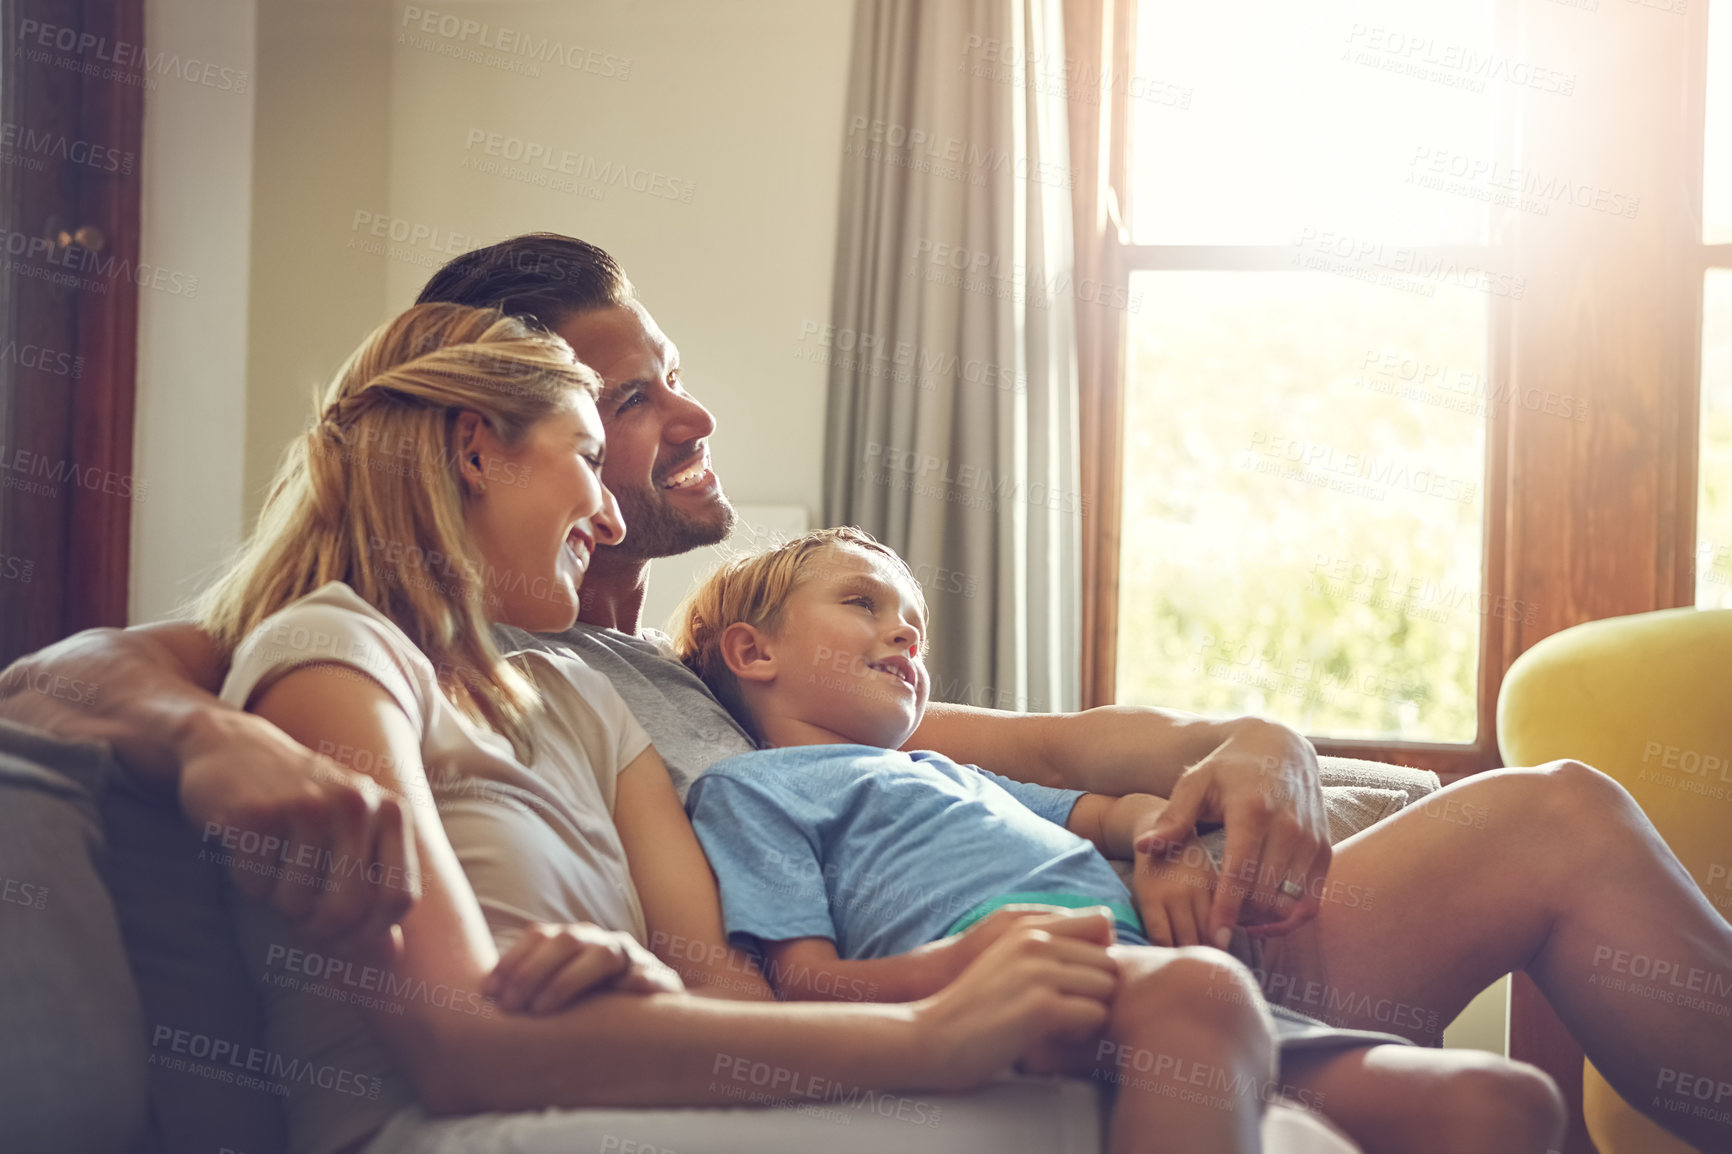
462;392;626;632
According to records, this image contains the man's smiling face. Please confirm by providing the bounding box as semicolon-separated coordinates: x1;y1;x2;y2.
555;299;735;559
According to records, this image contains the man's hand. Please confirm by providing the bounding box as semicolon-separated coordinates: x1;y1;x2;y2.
178;707;421;955
2;623;424;951
1134;718;1328;947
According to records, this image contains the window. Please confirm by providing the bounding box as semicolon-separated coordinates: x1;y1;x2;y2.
1081;0;1710;778
1118;271;1487;742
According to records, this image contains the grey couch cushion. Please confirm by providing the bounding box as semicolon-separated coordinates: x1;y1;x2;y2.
0;721;146;1154
0;720;287;1154
103;773;288;1154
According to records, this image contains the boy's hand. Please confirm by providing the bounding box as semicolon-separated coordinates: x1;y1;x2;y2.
1131;833;1220;948
485;922;684;1014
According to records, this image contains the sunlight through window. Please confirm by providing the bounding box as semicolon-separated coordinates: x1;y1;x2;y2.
1131;0;1499;245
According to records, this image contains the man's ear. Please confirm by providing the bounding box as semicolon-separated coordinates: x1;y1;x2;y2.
719;622;777;683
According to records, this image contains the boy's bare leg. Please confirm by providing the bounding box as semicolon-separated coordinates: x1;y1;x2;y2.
1254;760;1732;1154
1043;945;1276;1154
1278;1043;1565;1154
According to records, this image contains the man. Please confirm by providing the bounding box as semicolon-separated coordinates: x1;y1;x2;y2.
0;232;1331;956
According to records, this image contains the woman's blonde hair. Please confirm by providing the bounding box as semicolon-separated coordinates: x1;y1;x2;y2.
198;302;602;760
672;526;924;742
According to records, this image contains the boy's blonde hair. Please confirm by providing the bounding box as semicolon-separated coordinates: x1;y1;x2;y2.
672;527;926;739
197;302;602;761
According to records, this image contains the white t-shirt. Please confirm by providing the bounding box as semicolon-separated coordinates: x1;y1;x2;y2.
217;582;652;1154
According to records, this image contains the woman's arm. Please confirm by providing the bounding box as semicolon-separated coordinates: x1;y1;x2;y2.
249;664;1118;1113
612;747;775;1001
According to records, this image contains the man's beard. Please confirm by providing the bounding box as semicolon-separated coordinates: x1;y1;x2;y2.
608;483;736;559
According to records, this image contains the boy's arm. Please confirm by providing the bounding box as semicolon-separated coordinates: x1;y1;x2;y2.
908;702;1329;943
1068;793;1227;948
0;623;413;944
762;906;1120;1006
761;936;944;1003
1064;792;1169;860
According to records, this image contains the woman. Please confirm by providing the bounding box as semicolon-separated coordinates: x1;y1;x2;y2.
193;302;1234;1154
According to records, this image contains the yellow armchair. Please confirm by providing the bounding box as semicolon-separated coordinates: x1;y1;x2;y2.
1497;606;1732;1154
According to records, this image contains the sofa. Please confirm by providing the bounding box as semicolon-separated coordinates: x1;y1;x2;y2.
0;718;1424;1154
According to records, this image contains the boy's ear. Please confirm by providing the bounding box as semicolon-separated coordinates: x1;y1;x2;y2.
719;622;777;683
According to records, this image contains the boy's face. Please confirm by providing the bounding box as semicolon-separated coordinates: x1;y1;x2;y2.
767;544;930;749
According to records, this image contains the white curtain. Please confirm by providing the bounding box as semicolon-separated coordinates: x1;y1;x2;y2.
823;0;1081;714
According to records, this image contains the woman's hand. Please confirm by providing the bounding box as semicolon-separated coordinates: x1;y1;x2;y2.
916;903;1096;991
485;922;684;1014
1130;834;1220;948
909;907;1120;1091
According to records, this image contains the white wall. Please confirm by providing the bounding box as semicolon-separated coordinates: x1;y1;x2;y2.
243;0;392;522
236;0;855;530
1443;975;1508;1056
382;0;853;520
131;0;257;621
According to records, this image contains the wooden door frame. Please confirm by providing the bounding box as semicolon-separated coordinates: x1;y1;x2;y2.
0;0;143;664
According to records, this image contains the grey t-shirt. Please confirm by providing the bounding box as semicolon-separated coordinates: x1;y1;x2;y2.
492;620;756;799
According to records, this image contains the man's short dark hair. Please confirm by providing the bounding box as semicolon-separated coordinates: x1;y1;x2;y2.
415;233;634;330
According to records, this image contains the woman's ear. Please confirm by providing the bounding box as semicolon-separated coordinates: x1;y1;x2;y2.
453;410;490;493
719;622;777;683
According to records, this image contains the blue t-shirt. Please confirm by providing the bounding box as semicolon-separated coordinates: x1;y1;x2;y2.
686;744;1146;959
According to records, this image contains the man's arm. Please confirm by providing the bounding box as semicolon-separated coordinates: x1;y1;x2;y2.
907;702;1330;945
0;622;227;789
0;623;416;945
910;701;1242;796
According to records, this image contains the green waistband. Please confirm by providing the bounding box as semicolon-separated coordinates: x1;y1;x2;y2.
946;892;1144;938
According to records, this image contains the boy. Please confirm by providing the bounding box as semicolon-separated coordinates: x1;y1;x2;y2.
671;527;1417;1153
